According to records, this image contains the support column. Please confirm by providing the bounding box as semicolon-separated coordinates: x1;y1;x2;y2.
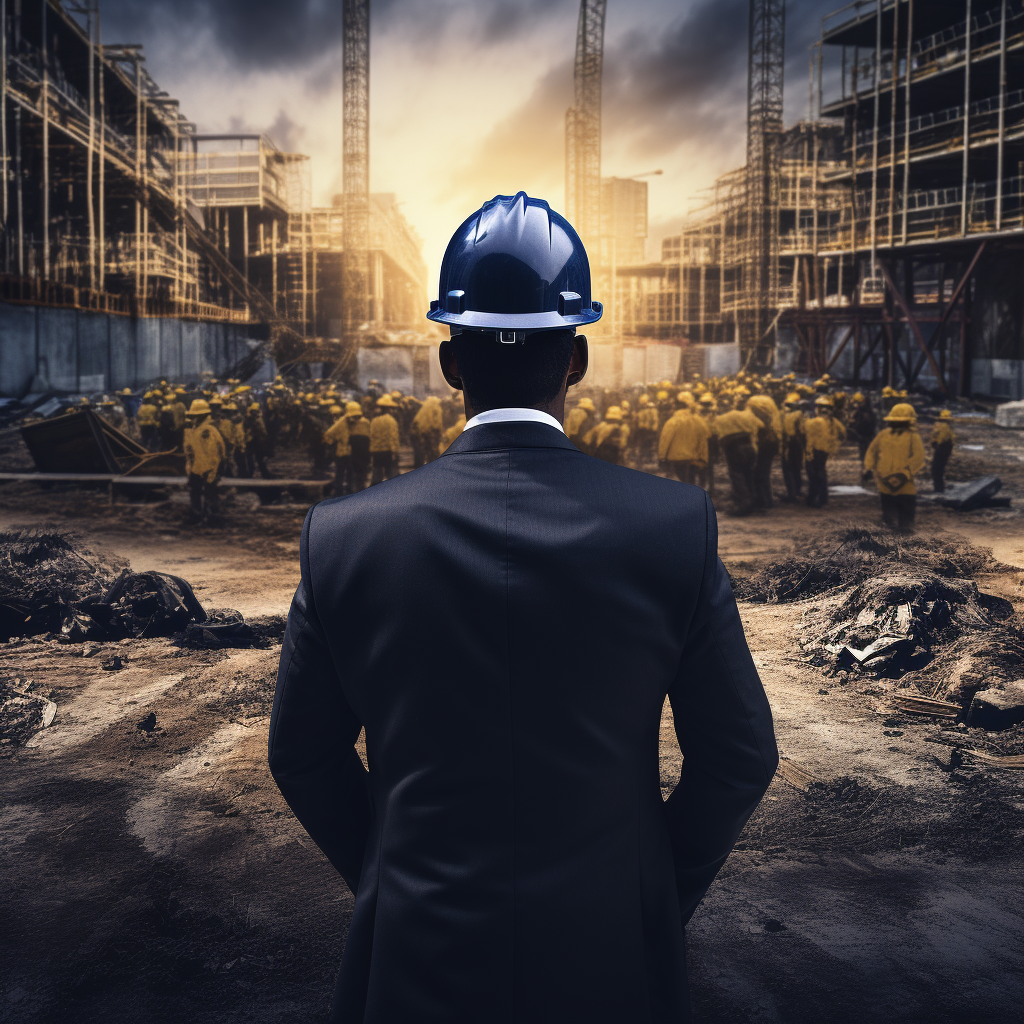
869;0;883;271
41;0;49;280
86;1;95;291
1;0;7;272
961;0;972;235
996;0;1007;230
902;0;914;244
97;7;105;293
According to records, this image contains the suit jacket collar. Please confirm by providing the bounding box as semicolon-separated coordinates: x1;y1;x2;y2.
443;421;580;456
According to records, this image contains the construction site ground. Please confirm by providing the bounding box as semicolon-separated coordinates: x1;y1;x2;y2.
2;418;1024;1023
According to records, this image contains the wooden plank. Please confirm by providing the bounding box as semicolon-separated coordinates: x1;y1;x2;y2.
0;473;332;489
776;757;821;793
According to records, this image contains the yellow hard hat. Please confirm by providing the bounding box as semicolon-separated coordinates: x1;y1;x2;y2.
699;393;716;406
785;392;801;405
852;391;866;403
579;398;596;412
118;387;132;396
815;395;834;409
390;389;403;399
656;390;669;402
346;401;363;416
187;399;211;417
638;394;650;405
677;391;695;407
209;395;224;405
377;395;398;408
660;379;672;389
881;386;896;397
620;399;631;410
329;404;343;416
939;409;952;419
224;402;239;412
605;406;624;421
885;402;917;423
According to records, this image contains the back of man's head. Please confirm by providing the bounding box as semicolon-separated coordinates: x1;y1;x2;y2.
452;329;575;412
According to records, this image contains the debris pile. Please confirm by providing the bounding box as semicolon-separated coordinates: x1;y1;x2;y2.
0;677;57;747
803;570;1015;679
734;526;998;604
0;530;256;647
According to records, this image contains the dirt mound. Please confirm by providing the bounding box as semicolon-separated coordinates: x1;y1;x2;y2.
734;526;1000;604
0;529;125;640
800;568;1024;704
0;530;262;648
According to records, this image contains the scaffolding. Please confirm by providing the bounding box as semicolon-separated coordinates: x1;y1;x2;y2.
342;0;370;337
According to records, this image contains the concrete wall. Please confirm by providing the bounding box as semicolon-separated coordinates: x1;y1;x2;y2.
972;359;1024;401
0;302;261;396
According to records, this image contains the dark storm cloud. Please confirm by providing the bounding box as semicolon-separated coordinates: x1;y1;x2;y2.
100;0;342;69
602;0;826;159
99;0;571;71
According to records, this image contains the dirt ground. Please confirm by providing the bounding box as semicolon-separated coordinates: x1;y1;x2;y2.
2;419;1024;1023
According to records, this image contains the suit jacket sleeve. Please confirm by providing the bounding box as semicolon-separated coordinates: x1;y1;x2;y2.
664;491;779;925
268;506;372;893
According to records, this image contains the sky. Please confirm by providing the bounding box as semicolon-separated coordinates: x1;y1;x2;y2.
99;0;831;287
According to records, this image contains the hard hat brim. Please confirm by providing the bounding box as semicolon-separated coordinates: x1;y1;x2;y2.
427;307;601;329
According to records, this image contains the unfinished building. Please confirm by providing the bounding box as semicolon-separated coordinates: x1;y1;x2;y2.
0;0;428;396
617;0;1024;398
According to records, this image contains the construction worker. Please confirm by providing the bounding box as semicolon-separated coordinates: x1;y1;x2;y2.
170;388;188;449
655;389;674;428
635;394;660;468
658;400;710;486
137;392;160;450
183;399;225;521
780;392;805;503
410;395;444;469
803;396;846;509
158;392;178;451
225;401;249;478
565;397;596;453
117;388;137;432
245;397;271;478
346;400;372;492
864;403;926;533
714;396;760;516
931;409;954;493
698;392;718;497
584;406;629;465
370;394;401;483
208;396;234;475
440;412;467;454
746;392;782;509
848;392;876;479
324;404;352;496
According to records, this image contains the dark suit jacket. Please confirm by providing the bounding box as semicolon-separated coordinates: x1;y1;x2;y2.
269;420;778;1024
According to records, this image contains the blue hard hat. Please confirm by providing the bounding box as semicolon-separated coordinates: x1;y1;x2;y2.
427;192;603;332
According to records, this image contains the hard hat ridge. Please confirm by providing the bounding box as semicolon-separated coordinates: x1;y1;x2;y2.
428;192;603;332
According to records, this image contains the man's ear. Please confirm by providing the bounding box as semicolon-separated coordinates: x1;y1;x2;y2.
566;334;589;388
439;340;464;391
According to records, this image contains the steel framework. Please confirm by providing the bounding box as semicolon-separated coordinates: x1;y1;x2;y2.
745;0;786;350
565;0;606;254
342;0;370;337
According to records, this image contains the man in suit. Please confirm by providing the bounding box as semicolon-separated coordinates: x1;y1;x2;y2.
269;193;778;1023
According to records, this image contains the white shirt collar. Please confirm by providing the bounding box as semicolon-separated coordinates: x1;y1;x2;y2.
463;407;565;435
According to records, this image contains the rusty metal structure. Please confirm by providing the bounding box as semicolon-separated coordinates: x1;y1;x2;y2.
565;0;607;256
610;0;1024;399
342;0;370;340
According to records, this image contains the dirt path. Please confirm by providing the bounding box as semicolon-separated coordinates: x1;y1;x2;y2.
2;423;1024;1022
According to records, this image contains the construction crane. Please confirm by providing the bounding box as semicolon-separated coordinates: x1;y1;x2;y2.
342;0;371;343
565;0;607;256
745;0;786;357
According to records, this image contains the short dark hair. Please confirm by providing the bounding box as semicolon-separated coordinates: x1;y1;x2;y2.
452;329;574;411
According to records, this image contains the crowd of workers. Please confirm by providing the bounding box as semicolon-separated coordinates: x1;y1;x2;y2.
562;372;955;534
76;370;956;531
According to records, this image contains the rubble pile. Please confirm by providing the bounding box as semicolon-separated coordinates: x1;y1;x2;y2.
0;529;256;647
0;677;57;747
734;526;998;604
